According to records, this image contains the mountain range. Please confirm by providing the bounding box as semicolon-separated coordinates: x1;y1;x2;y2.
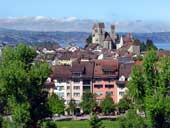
1;16;170;33
0;28;170;48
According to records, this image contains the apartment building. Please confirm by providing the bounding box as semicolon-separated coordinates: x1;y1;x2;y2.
92;59;119;104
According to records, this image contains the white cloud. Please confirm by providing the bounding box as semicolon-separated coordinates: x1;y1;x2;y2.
34;16;50;21
0;16;170;32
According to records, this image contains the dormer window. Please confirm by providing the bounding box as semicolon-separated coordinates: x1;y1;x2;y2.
72;72;81;77
119;76;125;81
103;71;114;75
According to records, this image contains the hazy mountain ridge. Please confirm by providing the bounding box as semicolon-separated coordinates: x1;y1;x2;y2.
1;17;170;33
0;28;170;47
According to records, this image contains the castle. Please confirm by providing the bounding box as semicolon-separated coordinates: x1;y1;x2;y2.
92;23;116;50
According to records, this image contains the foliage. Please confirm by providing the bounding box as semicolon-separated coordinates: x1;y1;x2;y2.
40;121;58;128
67;99;77;115
47;94;65;115
127;50;170;128
100;96;114;115
0;43;52;127
85;35;92;48
139;39;157;51
127;65;145;109
80;91;96;114
89;114;104;128
140;42;146;51
117;95;132;113
118;109;145;128
146;39;157;50
0;115;2;128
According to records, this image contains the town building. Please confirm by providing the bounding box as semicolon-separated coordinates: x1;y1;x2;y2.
92;59;119;104
92;23;116;50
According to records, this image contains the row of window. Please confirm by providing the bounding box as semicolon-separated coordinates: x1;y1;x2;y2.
95;91;125;96
55;86;81;90
94;84;114;89
96;91;114;96
67;93;80;97
56;91;124;98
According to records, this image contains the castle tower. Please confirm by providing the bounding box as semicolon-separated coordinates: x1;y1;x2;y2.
92;23;105;46
116;36;124;49
110;24;116;42
103;35;112;50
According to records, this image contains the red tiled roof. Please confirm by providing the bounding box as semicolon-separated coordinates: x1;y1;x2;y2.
93;59;118;78
51;65;72;79
119;63;134;78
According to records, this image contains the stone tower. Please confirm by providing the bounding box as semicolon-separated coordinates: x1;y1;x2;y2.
110;24;116;42
92;23;105;46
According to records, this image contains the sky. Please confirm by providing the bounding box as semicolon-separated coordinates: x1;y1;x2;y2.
0;0;170;22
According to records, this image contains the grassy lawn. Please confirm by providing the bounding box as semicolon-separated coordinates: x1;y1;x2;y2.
55;120;119;128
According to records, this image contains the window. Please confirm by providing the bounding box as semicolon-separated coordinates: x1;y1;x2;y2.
95;78;102;82
75;100;80;104
119;91;125;96
74;86;80;90
73;79;80;83
105;85;114;89
96;92;103;96
94;84;103;89
106;91;113;96
118;84;125;89
56;92;64;97
73;73;81;77
58;79;67;83
74;93;80;97
67;93;70;96
83;80;91;85
67;86;70;90
103;71;114;75
54;86;64;91
58;86;64;91
119;76;125;81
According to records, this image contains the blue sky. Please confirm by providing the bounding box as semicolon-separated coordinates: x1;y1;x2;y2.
0;0;169;21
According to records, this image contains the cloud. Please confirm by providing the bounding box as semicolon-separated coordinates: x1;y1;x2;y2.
0;16;169;33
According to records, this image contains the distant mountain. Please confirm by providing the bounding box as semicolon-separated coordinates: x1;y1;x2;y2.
0;28;90;47
0;28;170;48
1;17;170;33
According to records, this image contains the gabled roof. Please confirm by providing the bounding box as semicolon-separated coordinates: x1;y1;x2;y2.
93;59;118;78
51;65;72;79
119;62;134;78
104;35;112;41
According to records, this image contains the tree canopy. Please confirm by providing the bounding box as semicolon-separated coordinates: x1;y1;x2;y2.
0;43;53;127
100;96;114;115
80;91;96;114
126;50;170;128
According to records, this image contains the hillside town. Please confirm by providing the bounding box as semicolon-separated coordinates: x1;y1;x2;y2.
1;21;170;127
33;22;167;115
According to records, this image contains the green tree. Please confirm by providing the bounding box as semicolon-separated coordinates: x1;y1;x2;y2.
47;94;65;116
0;43;52;127
89;114;104;128
80;91;96;114
146;39;157;50
140;42;146;51
127;65;145;109
118;109;145;128
117;95;132;113
127;50;170;128
85;34;92;48
67;99;77;115
100;96;114;115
